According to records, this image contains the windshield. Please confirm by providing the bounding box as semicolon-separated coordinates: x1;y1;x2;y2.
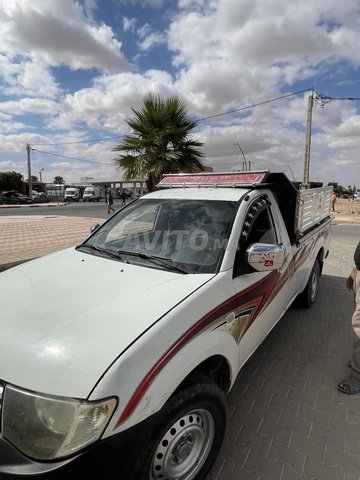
82;198;237;273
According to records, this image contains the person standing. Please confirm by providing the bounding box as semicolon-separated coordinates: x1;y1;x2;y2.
338;241;360;394
332;192;337;212
121;191;126;206
106;189;115;214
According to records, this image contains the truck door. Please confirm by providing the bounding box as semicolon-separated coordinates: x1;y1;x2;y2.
231;193;294;365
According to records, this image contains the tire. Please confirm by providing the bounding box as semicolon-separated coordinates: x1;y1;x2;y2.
297;259;320;308
130;377;227;480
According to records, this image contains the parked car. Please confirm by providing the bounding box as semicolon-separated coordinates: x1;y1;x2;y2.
0;191;32;205
32;191;48;203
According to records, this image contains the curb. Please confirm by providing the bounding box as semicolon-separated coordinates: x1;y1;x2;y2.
0;203;67;209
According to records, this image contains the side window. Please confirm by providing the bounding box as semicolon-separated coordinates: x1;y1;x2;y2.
234;196;277;275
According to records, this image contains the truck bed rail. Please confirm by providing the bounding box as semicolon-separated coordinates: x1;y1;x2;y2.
295;186;333;238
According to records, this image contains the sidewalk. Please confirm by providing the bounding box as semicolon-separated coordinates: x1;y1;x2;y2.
0;214;104;272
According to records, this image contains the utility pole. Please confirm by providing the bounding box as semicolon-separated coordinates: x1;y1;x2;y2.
302;93;313;189
26;143;33;200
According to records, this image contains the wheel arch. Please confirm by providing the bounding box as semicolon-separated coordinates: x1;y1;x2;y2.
316;246;325;274
174;354;232;395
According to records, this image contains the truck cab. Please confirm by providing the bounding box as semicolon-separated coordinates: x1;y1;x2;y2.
64;187;80;202
82;186;101;202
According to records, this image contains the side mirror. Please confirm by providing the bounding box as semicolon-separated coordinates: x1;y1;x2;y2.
246;243;285;272
90;223;100;233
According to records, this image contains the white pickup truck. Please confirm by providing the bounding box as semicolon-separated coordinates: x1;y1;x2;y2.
0;171;332;480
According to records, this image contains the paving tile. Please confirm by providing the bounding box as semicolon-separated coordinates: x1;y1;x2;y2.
281;464;308;480
347;433;360;457
310;421;346;453
345;472;360;480
279;408;312;437
268;438;306;474
290;430;326;461
298;404;330;431
206;452;261;480
304;453;345;480
258;418;292;447
288;385;317;409
245;449;283;479
315;397;347;420
326;444;360;475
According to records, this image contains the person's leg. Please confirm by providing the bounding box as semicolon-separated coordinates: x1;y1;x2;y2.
338;274;360;393
351;274;360;375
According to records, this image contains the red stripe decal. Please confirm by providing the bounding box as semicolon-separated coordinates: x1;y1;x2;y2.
115;271;280;427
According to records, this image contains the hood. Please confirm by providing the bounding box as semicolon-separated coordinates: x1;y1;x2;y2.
0;248;213;398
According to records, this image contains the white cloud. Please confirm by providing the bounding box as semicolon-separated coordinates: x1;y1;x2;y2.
2;61;59;99
168;0;360;116
115;0;164;6
123;16;137;33
138;31;166;51
0;98;59;116
0;0;129;73
51;69;175;131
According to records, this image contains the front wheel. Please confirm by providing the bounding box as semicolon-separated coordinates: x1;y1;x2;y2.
131;378;227;480
297;259;320;308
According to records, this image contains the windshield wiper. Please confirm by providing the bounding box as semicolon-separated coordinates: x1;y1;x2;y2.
76;244;127;262
117;250;188;274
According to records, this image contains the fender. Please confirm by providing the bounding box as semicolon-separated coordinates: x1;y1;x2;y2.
90;327;239;435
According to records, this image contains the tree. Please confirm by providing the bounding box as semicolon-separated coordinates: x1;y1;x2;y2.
0;171;23;192
54;176;65;184
113;94;206;192
31;175;38;182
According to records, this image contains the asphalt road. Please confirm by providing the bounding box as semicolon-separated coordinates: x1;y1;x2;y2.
0;199;129;220
1;201;359;245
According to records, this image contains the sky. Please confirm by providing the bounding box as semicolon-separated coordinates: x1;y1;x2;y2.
1;0;360;188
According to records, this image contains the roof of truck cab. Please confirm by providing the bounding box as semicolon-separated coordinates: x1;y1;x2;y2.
142;187;250;202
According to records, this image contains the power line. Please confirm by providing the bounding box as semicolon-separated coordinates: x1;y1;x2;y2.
31;148;113;165
24;88;360;151
31;135;122;146
29;88;314;147
198;88;313;121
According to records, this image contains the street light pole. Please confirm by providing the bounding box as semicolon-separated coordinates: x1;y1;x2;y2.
234;142;248;171
285;164;295;182
26;144;32;200
39;168;44;183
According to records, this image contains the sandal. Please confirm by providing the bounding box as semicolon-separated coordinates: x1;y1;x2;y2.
337;376;360;394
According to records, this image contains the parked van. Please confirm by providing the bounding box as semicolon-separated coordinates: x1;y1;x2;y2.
64;187;81;202
82;186;101;202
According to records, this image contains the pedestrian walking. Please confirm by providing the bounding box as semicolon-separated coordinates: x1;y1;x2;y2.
121;191;126;206
332;192;337;212
338;241;360;394
106;189;115;214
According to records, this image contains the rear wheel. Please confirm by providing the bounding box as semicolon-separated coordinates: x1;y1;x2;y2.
297;259;320;308
130;378;227;480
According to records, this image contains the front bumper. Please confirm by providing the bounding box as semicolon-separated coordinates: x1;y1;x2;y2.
0;414;155;479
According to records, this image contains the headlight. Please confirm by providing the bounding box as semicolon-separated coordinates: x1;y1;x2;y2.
2;385;117;460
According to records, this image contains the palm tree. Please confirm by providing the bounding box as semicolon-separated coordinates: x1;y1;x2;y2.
113;94;206;192
54;176;65;184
